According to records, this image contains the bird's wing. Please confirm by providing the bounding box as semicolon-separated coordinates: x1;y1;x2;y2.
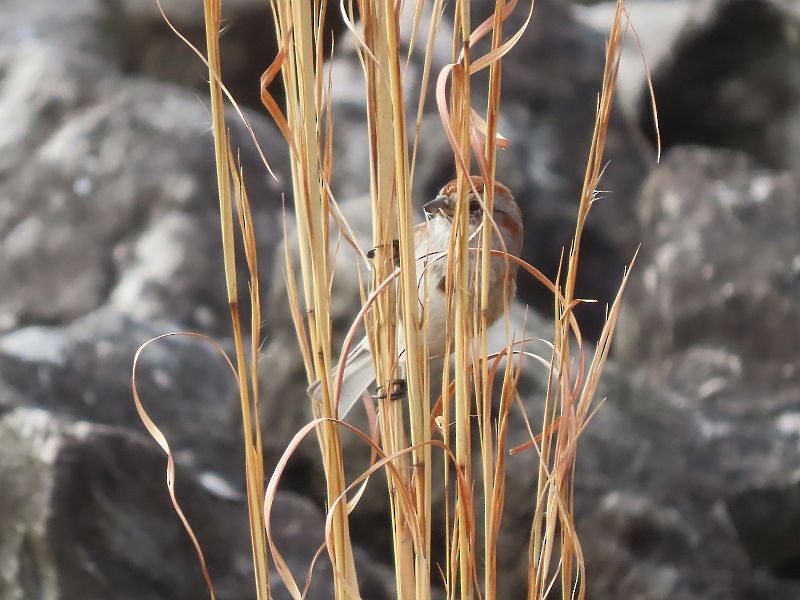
307;336;377;419
334;343;377;419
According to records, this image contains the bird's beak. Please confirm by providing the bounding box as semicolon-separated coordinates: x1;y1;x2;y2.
423;195;449;214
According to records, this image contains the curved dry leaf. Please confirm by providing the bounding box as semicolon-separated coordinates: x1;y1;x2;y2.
263;417;418;598
263;419;322;599
132;332;239;600
471;107;510;149
469;1;535;75
261;28;299;154
465;0;519;51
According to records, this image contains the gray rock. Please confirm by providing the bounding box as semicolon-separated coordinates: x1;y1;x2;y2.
0;41;288;334
0;406;393;600
640;0;800;172
0;406;251;600
575;0;716;116
478;143;800;595
0;0;111;57
726;474;800;576
110;0;284;110
0;0;280;110
496;354;800;599
0;42;112;173
663;346;800;487
617;146;800;374
662;345;800;593
567;145;800;597
0;309;240;477
571;365;750;600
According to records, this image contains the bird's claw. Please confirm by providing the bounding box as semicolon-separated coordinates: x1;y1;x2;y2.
373;378;407;401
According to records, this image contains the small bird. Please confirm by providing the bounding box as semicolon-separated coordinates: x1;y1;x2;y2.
311;176;524;418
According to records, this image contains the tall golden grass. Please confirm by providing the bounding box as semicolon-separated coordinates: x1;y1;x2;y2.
133;1;637;599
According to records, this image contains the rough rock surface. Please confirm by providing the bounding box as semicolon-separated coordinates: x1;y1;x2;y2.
0;309;241;477
617;147;800;374
0;407;392;600
0;0;285;110
608;146;800;597
0;0;112;57
639;0;800;172
0;41;287;335
110;0;287;110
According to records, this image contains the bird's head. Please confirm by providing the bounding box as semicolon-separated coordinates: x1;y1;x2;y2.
423;176;523;245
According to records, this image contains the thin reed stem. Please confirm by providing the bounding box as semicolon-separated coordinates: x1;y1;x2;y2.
270;2;360;597
201;2;271;598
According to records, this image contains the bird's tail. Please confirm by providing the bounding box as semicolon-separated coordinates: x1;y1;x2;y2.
307;338;376;419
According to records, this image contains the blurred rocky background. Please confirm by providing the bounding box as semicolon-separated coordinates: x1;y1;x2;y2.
1;0;799;598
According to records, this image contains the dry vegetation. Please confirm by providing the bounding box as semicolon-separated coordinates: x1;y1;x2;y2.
133;0;635;598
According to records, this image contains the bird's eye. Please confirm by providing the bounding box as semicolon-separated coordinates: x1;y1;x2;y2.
469;200;482;213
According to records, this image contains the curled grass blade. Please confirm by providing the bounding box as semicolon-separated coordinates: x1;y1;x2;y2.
132;332;239;600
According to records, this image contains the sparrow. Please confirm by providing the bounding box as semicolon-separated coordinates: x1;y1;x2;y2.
311;176;524;418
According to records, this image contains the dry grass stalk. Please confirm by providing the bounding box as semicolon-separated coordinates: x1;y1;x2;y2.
147;0;637;599
200;1;271;598
133;1;277;598
262;1;633;598
346;1;433;597
267;1;361;597
435;3;530;597
528;2;629;599
477;3;506;599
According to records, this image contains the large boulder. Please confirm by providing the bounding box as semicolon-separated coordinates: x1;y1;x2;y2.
576;145;800;598
496;355;800;599
483;146;800;598
0;41;288;335
0;0;284;111
0;0;111;57
110;0;288;110
617;146;800;373
638;0;800;173
0;407;393;600
0;309;241;477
